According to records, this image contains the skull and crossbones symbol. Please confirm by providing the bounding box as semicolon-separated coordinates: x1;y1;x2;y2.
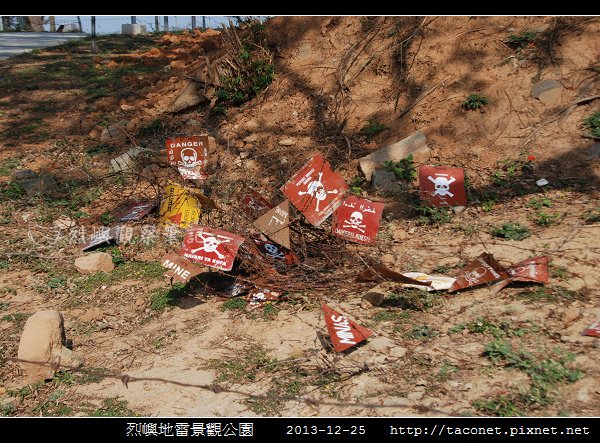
189;232;230;259
463;267;487;285
180;148;198;167
298;172;339;212
428;175;456;198
264;243;285;260
342;211;366;233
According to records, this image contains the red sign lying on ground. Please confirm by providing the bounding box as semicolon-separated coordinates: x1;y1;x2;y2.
419;165;467;207
246;288;281;311
239;190;274;218
582;321;600;337
492;256;549;293
252;238;299;265
180;226;244;271
322;303;372;352
331;196;384;245
161;254;204;284
166;135;209;180
112;199;157;222
281;152;348;226
448;253;509;293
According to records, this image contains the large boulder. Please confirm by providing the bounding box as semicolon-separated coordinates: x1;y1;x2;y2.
359;131;430;181
17;311;83;384
74;252;114;274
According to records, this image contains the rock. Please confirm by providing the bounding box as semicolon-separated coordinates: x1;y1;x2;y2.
447;380;460;388
10;169;38;181
562;307;581;327
381;396;411;407
531;79;563;105
393;228;407;241
361;286;386;308
371;169;397;191
53;217;75;230
243;133;259;144
17;310;83;383
110;146;149;173
586;143;600;160
381;253;395;267
80;308;104;323
452;206;466;214
407;390;425;401
100;121;128;145
239;151;250;160
415;379;428;386
244;119;260;132
278;138;296;146
368;336;407;358
19;173;59;197
359;131;430;181
577;387;590;402
169;81;208;113
74;253;114;274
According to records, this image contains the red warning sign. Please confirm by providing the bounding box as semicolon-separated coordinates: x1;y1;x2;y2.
331;196;384;245
166;135;209;180
180;226;244;271
505;256;549;284
582;321;600;337
322;303;372;352
448;253;509;293
419;165;467;207
239;190;274;218
281;153;348;226
251;238;299;265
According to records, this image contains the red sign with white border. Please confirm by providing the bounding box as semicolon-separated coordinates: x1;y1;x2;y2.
448;253;509;293
251;238;299;265
180;226;244;271
419;165;467;207
239;190;273;218
281;153;348;226
322;303;372;352
582;321;600;337
166;135;209;180
331;196;384;245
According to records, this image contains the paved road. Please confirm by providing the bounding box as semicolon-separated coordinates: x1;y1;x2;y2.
0;32;88;60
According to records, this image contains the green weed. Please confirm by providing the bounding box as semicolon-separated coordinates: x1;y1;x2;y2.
507;32;537;51
221;297;247;312
583;112;600;138
463;93;489;110
384;154;416;181
527;197;552;209
91;397;136;417
491;222;531;241
150;283;187;311
406;325;438;340
533;211;559;227
361;119;389;143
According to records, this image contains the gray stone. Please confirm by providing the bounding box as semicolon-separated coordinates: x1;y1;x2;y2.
10;169;38;181
586;143;600;160
53;217;75;230
393;228;407;241
368;336;407;358
452;206;466;214
361;286;386;308
110;146;149;173
17;310;83;384
243;133;259;143
381;254;395;267
100;122;128;145
74;252;114;274
359;131;430;181
531;79;563;105
371;169;397;191
169;81;208;113
20;173;59;197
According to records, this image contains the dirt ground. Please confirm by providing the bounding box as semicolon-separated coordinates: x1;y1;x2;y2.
0;17;599;417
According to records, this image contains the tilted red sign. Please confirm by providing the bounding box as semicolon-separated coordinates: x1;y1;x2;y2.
166;135;209;180
239;190;273;218
281;152;348;226
419;165;467;207
506;256;549;283
448;253;509;293
331;196;384;245
180;226;244;272
322;303;372;352
252;238;299;265
161;253;204;284
112;199;156;222
246;288;281;311
582;321;600;337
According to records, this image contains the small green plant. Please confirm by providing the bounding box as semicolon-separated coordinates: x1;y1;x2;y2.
150;283;186;311
406;324;438;340
506;31;537;51
533;211;559;227
438;361;459;381
361;119;389;143
482;197;496;212
0;182;25;199
207;345;278;383
0;158;21;176
583;112;600;138
85;144;115;156
348;176;364;196
47;276;67;289
91;397;136;417
582;206;600;224
221;297;247;312
473;395;524;416
384;154;416;181
99;212;117;226
417;206;452;225
527;197;552;209
463;93;489;110
2;313;30;322
451;317;530;338
0;402;16;417
491;223;531;241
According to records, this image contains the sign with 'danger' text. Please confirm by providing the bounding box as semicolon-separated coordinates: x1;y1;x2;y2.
166;135;209;180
